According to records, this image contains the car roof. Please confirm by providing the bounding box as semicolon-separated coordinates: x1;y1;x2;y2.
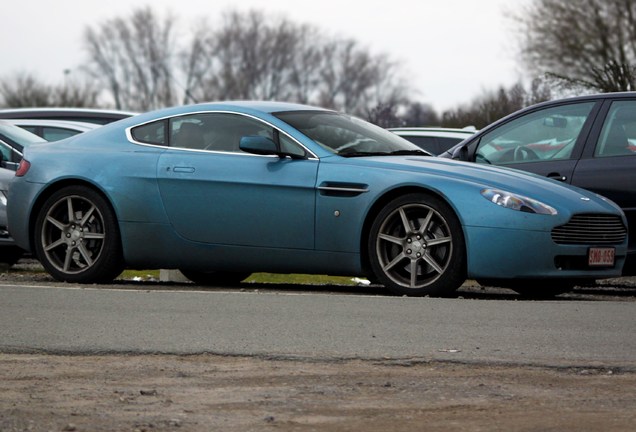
5;119;100;132
0;108;136;125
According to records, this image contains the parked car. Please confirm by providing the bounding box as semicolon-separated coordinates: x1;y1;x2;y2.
7;119;99;141
0;167;23;265
388;127;476;155
7;102;628;297
0;120;47;169
441;92;636;276
0;108;135;125
0;123;45;263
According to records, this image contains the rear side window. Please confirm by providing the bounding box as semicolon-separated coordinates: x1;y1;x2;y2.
131;120;166;145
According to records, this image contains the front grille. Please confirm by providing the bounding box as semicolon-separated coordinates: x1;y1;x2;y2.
552;214;627;245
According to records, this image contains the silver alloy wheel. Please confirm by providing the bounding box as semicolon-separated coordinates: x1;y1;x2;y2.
40;194;106;274
375;203;453;289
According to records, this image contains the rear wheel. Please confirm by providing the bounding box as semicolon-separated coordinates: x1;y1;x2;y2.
368;193;466;296
180;269;251;286
34;186;123;283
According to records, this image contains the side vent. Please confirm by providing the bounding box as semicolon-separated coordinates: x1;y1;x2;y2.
318;182;369;197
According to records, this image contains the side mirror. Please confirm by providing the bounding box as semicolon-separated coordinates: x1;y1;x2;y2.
239;135;278;156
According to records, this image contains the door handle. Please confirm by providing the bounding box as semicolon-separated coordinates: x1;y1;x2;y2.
173;166;195;173
547;173;567;182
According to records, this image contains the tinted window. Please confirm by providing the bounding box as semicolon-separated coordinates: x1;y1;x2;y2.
169;113;274;153
476;102;595;165
275;111;421;156
41;127;80;142
595;101;636;158
400;136;438;153
131;120;166;145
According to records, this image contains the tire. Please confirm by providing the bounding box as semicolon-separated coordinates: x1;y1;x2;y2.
34;186;124;283
368;193;466;296
180;269;251;286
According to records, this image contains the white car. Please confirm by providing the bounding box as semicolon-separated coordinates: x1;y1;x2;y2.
389;127;477;155
7;119;100;142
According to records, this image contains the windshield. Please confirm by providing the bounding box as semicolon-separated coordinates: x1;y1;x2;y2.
274;111;427;157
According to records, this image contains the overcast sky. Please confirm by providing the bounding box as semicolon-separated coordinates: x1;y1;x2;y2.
2;0;528;112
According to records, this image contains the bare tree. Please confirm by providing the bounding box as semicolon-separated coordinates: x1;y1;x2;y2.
0;72;100;108
398;102;439;127
80;7;414;119
186;9;412;120
441;81;552;129
84;7;179;110
516;0;636;92
199;10;302;101
0;73;50;107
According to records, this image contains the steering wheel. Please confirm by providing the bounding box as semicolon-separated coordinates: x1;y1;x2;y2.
513;146;540;161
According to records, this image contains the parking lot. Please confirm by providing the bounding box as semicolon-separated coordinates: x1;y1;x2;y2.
2;262;636;432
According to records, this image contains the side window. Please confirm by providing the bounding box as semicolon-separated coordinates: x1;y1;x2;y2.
279;133;307;158
170;113;274;153
41;127;80;142
475;102;595;165
403;136;438;154
168;112;307;157
0;141;13;162
131;120;166;145
595;101;636;157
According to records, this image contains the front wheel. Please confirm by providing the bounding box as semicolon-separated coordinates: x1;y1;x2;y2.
34;186;124;283
368;193;466;296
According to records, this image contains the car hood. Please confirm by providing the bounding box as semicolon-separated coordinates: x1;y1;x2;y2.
336;155;623;215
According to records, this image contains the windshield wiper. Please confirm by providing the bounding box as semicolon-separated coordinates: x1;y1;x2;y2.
339;149;431;158
387;149;431;156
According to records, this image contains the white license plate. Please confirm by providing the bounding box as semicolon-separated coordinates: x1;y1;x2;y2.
588;247;615;267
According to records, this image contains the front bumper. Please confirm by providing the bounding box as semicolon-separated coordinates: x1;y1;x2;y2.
464;226;626;280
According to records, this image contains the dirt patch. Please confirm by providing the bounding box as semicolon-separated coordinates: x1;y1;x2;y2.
1;353;635;431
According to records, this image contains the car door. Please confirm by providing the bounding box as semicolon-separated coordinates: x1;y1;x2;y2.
470;101;600;183
570;99;636;254
153;112;318;249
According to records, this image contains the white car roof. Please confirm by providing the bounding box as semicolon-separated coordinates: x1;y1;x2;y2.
6;119;100;132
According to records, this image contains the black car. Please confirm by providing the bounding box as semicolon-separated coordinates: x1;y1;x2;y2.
441;92;636;275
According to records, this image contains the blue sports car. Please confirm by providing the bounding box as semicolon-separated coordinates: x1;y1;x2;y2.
7;102;629;296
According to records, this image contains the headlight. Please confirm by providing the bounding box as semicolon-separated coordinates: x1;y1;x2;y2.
481;188;557;215
0;191;6;207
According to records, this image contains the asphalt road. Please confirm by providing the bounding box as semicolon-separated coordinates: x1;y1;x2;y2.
2;282;636;368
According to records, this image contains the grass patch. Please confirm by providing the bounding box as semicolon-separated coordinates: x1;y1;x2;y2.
117;269;360;285
246;273;359;285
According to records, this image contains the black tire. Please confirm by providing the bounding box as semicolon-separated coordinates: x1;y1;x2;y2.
477;279;574;298
180;269;251;286
34;185;124;283
368;193;466;296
